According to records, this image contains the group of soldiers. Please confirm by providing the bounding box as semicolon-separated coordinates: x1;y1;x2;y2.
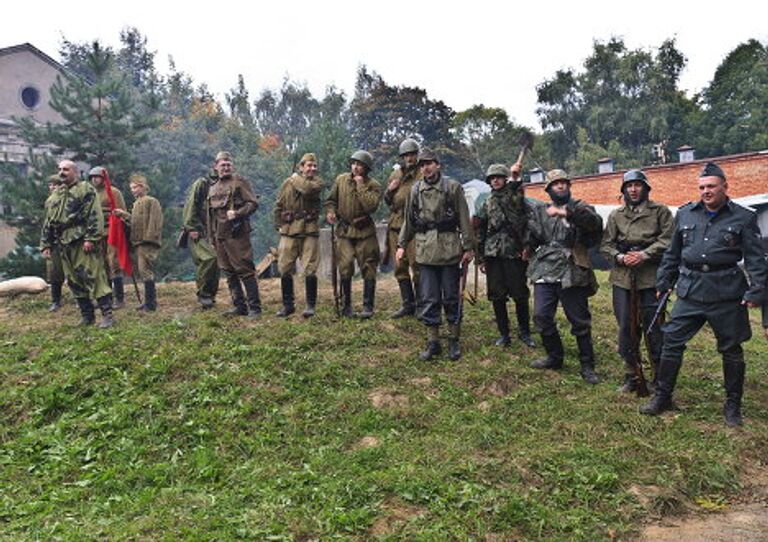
40;142;768;426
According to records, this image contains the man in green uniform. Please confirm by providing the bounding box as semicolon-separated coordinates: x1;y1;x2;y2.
115;174;163;311
89;166;127;308
397;148;475;361
600;169;674;392
40;160;114;328
207;151;262;319
641;162;768;426
183;169;220;309
384;138;422;318
476;163;535;348
527;169;603;384
44;174;65;312
274;152;323;318
325;150;382;318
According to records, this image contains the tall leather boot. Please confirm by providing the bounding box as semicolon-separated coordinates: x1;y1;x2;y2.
723;348;745;427
97;294;115;329
76;298;95;326
242;276;262;320
576;333;600;384
302;275;318;318
143;280;157;312
392;279;415;319
357;279;376;319
447;323;461;360
223;275;247;316
49;281;63;312
420;325;442;361
276;275;295;317
515;299;536;347
492;299;511;346
530;332;564;369
340;278;353;317
640;356;682;415
112;277;125;309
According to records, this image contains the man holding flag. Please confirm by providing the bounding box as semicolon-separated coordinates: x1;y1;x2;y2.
89;167;127;308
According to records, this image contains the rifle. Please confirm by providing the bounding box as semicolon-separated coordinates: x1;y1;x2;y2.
330;223;340;317
647;289;671;335
628;271;650;397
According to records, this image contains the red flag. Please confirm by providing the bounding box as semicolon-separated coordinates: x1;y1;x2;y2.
103;169;133;277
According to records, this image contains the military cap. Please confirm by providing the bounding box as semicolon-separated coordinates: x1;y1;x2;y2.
544;168;570;190
622;169;651;190
485;164;510;183
700;161;726;180
88;166;106;178
349;150;374;170
398;138;420;156
129;173;149;189
417;148;440;164
300;153;317;164
215;151;233;163
48;174;61;183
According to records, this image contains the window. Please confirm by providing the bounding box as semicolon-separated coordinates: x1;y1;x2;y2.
20;86;40;109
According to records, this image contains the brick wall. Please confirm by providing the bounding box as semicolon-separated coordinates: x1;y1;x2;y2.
523;151;768;205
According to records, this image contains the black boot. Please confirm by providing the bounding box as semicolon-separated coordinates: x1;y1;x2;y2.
392;279;415;319
617;373;638;393
530;333;564;369
140;280;157;312
640;357;682;415
302;275;318;318
340;278;353;317
515;299;536;347
76;298;95;326
492;299;511;346
223;275;247;316
420;326;442;361
577;334;600;385
112;277;125;309
357;279;376;319
49;281;63;312
723;350;745;427
97;295;115;329
276;275;295;317
242;276;262;320
447;323;461;361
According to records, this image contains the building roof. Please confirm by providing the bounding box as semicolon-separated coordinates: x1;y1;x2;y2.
0;42;67;75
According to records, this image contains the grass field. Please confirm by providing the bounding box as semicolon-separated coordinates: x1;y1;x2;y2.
1;272;767;540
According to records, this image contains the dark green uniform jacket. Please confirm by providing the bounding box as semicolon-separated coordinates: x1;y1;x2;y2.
40;180;103;250
476;181;527;263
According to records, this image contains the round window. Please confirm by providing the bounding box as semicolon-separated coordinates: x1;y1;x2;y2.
21;86;41;109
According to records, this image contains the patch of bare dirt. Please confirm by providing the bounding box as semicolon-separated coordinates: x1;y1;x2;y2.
368;389;409;410
638;503;768;541
352;436;381;450
476;377;518;398
368;498;426;538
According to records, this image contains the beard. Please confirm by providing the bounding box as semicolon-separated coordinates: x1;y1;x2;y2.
547;188;571;206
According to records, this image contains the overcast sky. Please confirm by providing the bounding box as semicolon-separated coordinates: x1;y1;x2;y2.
5;0;767;128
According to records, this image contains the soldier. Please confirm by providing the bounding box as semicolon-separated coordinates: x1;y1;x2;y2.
183;168;220;309
44;174;65;312
476;163;535;348
88;166;127;308
325;150;382;318
207;151;262;319
600;169;674;392
274;153;323;318
397;148;475;361
384;138;422;318
40;160;114;328
641;162;768;426
527;169;603;384
115;174;163;311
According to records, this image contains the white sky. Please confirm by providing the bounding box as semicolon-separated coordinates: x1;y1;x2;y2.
5;0;768;129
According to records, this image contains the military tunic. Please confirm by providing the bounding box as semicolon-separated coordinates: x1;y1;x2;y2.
43;188;65;285
40;180;111;300
384;165;420;282
125;194;163;281
398;173;474;326
207;175;259;279
325;172;382;280
183;175;219;299
600;200;674;372
95;184;126;278
274;171;323;276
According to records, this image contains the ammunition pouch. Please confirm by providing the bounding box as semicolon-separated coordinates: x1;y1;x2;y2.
339;215;374;230
281;210;319;224
413;217;458;234
617;240;651;253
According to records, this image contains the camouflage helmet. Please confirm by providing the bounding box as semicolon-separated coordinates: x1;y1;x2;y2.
349;150;373;170
398;138;420;156
417;148;440;164
88;166;106;178
544;169;570;190
215;151;233;163
485;164;510;183
622;169;651;190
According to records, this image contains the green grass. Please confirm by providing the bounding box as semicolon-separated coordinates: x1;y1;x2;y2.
1;272;767;540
